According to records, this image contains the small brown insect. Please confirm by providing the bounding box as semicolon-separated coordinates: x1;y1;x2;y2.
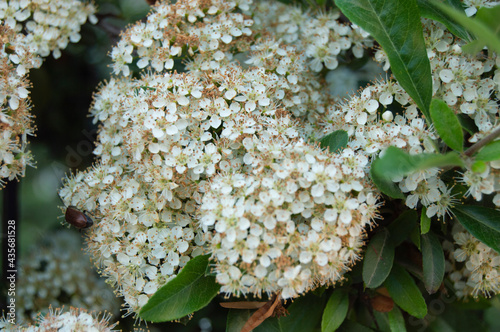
65;206;93;229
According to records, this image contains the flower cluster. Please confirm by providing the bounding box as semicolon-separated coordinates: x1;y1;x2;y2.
249;0;373;72
59;0;382;315
0;0;97;59
0;24;36;187
15;230;119;323
444;224;500;298
0;0;96;187
319;18;500;219
0;307;118;332
202;138;379;298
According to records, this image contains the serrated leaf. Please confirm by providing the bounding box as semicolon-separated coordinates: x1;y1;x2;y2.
452;205;500;253
335;0;432;119
319;130;349;154
139;255;220;322
475;140;500;162
363;229;395;288
416;0;471;41
255;293;326;332
387;210;419;246
322;289;349;332
371;146;463;181
430;99;463;152
370;159;405;199
420;207;431;234
435;3;500;54
388;306;406;332
384;265;427;318
421;232;445;294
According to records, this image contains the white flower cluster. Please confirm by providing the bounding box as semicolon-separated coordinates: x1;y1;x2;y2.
59;0;381;315
319;18;500;220
15;230;119;323
0;307;118;332
202;139;378;298
0;24;37;187
444;224;500;298
249;0;373;72
0;0;96;187
0;0;97;59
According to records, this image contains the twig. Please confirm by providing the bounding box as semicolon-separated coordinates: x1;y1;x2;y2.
464;125;500;157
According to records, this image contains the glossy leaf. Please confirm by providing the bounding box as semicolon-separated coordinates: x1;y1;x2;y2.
474;140;500;162
370;158;405;199
319;130;349;154
387;210;419;246
322;289;349;332
421;232;445;294
363;229;395;288
371;146;463;181
335;0;432;119
255;293;326;332
384;265;427;318
452;205;500;253
420;207;431;235
139;255;220;322
388;306;407;332
435;3;500;54
416;0;471;41
430;99;463;152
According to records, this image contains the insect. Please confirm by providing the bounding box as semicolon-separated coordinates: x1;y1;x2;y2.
65;206;93;229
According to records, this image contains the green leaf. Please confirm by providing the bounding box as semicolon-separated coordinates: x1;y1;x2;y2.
335;0;432;119
256;293;326;332
363;229;395;288
475;140;500;162
410;225;421;250
471;160;487;173
319;130;349;154
139;255;220;322
421;232;445;294
434;3;500;54
384;265;427;318
416;0;471;41
387;210;419;246
452;205;500;253
372;311;391;332
429;99;463;152
371;146;463;181
457;113;478;135
370;159;405;199
322;289;349;332
420;207;431;235
387;306;407;332
226;309;254;332
338;320;375;332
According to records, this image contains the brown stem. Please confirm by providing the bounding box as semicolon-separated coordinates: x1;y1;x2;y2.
464;125;500;157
